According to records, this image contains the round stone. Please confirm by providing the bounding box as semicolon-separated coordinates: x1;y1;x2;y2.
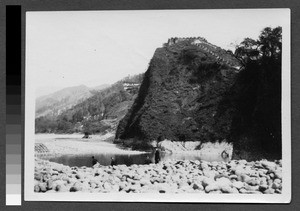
38;183;47;192
34;185;40;192
232;181;244;189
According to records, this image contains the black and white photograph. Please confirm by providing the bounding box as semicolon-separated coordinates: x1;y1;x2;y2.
25;9;291;202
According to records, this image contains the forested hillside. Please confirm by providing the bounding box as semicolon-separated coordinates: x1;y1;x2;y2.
35;74;144;134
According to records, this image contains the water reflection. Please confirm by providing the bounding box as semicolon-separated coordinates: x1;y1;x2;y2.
42;151;227;167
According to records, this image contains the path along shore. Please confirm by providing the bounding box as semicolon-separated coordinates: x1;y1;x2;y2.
35;158;282;194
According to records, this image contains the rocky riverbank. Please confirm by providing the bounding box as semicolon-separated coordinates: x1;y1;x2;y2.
34;158;282;194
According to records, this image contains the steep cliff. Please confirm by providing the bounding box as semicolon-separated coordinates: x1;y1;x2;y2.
115;37;281;160
116;38;240;143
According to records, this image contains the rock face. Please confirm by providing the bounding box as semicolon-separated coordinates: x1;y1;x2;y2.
116;38;240;144
116;37;281;160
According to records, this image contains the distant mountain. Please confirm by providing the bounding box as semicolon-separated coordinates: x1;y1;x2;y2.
89;84;111;92
36;86;64;98
35;74;144;134
36;85;93;118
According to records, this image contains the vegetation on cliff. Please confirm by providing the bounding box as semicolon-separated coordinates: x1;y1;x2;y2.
116;37;240;144
116;27;282;160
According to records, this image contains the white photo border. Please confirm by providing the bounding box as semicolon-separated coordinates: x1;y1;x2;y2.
24;8;291;203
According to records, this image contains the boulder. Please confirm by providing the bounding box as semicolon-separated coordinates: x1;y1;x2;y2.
75;173;84;180
55;184;68;192
216;177;231;186
34;185;40;192
229;175;238;181
274;170;282;179
38;183;47;192
221;186;239;194
46;179;54;190
258;184;268;192
232;181;244;189
261;161;276;170
271;182;282;190
205;183;220;193
192;182;204;191
34;173;43;181
202;177;214;188
103;182;112;191
247;179;259;186
264;188;275;194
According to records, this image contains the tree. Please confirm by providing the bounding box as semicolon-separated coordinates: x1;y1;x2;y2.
234;26;282;66
232;26;282;159
258;26;282;60
234;38;260;66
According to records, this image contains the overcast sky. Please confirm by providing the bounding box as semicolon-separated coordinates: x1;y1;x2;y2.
26;9;289;97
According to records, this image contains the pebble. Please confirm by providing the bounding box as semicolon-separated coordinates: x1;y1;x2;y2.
34;158;282;194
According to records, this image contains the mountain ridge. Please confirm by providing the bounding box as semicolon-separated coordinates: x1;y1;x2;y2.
35;74;144;134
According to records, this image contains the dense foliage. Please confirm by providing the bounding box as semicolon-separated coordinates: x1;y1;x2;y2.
230;27;282;159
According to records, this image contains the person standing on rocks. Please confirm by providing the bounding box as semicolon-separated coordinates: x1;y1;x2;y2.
221;150;229;160
111;157;116;166
82;132;90;139
155;148;161;164
91;156;98;166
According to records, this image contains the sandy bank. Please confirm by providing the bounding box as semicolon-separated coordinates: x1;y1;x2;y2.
34;159;282;194
35;133;147;156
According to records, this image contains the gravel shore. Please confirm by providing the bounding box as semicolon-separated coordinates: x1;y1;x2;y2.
34;158;282;194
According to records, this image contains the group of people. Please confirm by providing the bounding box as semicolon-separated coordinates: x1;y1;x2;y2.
92;148;229;167
144;148;161;164
91;156;116;166
91;148;162;167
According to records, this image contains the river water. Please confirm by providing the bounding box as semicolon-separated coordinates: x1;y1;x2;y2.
42;152;227;167
36;134;228;167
